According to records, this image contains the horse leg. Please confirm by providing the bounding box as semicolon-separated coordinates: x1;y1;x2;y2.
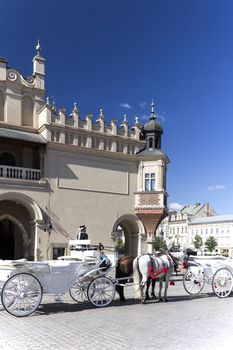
115;284;125;302
163;272;171;302
158;278;163;301
145;278;151;300
151;279;157;299
140;275;149;304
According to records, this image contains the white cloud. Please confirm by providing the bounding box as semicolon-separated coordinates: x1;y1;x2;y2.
139;101;147;109
169;202;184;211
207;184;226;191
120;102;132;109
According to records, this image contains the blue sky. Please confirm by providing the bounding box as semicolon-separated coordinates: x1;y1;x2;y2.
1;0;233;214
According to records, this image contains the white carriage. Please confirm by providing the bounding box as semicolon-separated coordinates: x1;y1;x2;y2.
0;241;117;317
183;255;233;298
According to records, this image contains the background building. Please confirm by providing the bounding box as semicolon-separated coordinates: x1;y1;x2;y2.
157;203;233;256
0;44;169;261
189;215;233;257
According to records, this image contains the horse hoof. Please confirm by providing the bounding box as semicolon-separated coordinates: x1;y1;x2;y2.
120;298;126;302
145;295;150;300
141;299;146;304
165;298;169;302
151;295;157;300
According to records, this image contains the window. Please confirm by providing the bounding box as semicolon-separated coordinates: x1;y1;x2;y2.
65;133;68;143
53;247;65;260
149;137;153;148
0;152;16;166
145;173;155;191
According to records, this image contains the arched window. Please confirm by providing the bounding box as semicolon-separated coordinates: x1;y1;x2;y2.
22;95;33;126
0;90;4;121
0;152;16;166
149;137;153;148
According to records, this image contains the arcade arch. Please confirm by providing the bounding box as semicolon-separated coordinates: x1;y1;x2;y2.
0;192;44;260
112;214;146;256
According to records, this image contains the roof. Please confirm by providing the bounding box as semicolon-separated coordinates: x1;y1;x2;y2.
0;127;47;144
190;215;233;225
181;203;205;216
136;147;170;162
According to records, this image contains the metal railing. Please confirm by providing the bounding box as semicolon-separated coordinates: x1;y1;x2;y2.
0;165;41;180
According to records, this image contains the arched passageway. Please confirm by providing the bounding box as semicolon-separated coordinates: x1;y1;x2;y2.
0;193;44;260
0;218;24;259
112;214;146;256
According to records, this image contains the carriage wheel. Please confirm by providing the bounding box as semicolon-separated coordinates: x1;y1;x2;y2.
183;269;205;295
1;273;42;317
212;268;233;298
69;277;89;302
87;276;115;307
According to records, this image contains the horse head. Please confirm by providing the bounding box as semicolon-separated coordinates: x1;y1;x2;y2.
168;249;185;273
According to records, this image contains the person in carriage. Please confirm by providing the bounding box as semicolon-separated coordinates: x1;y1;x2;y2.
76;225;88;240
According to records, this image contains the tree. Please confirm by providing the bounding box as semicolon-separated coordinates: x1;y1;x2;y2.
153;236;167;251
116;238;125;254
193;234;203;250
205;236;218;252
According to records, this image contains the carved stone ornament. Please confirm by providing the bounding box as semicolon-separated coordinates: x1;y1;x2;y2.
26;75;35;84
7;69;35;86
7;69;19;82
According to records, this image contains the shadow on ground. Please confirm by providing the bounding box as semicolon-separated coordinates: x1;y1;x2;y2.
33;291;230;317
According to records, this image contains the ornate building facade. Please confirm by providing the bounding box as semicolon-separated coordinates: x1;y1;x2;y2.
0;44;169;261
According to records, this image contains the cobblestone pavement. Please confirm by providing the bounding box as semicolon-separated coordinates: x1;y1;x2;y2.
0;279;233;350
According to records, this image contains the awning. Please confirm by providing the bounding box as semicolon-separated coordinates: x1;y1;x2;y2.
0;127;47;144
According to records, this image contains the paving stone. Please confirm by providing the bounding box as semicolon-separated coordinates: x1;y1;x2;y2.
0;281;232;349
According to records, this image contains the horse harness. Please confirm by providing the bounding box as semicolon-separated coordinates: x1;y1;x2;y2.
148;253;174;280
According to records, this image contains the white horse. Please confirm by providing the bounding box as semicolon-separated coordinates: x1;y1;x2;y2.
133;251;185;303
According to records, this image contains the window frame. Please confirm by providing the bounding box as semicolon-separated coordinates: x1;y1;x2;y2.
144;172;155;191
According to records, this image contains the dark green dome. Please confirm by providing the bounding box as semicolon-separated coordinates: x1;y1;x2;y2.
143;118;163;133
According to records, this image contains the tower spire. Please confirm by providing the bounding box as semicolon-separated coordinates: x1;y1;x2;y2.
33;40;45;89
150;99;156;120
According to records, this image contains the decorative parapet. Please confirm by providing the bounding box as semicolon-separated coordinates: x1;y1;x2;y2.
6;68;35;87
38;103;145;154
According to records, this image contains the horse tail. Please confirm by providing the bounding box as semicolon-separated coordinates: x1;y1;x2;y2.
133;257;141;299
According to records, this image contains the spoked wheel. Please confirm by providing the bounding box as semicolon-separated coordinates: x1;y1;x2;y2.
87;276;115;307
69;277;90;302
212;268;233;298
183;269;205;295
1;273;42;317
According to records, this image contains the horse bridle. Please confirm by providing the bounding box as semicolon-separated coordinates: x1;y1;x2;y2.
167;251;180;271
